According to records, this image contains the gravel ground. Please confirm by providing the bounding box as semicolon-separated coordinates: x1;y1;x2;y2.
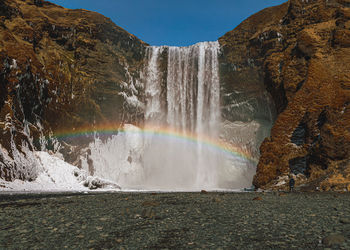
0;191;350;249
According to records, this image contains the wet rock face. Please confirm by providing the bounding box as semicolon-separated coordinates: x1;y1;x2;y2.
291;122;307;146
220;0;350;190
289;156;309;176
0;0;147;180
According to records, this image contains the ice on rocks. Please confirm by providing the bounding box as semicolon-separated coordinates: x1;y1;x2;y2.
0;152;120;192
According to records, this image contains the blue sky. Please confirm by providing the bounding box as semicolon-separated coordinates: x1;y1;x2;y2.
49;0;286;46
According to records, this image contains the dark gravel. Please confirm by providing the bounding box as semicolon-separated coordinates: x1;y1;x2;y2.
0;191;350;249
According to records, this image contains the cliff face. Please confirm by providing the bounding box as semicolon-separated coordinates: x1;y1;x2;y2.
220;0;350;191
2;0;350;191
0;0;146;180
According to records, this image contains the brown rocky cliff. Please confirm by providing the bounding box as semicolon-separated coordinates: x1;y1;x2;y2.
2;0;350;191
0;0;146;180
220;0;350;191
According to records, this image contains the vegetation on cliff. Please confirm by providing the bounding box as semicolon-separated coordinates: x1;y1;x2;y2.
0;0;146;180
220;0;350;191
2;0;350;191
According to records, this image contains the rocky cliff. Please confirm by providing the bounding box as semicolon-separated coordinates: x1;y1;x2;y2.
220;0;350;191
2;0;350;191
0;0;146;181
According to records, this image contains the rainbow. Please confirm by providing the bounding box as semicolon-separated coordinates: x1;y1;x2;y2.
53;124;258;164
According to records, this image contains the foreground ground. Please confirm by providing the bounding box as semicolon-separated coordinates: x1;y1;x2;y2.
0;191;350;249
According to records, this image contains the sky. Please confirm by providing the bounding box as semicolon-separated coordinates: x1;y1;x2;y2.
49;0;286;46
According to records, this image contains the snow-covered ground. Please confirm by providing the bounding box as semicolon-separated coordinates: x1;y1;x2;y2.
0;152;120;192
0;150;249;193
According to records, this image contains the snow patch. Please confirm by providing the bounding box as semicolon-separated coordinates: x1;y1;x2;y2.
119;92;144;109
0;152;120;192
10;59;17;70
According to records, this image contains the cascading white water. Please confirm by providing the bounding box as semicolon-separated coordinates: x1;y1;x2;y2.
82;41;259;191
142;42;222;190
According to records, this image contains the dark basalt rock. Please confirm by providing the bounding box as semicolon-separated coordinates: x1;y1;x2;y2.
317;109;327;129
291;122;307;146
289;156;309;176
33;0;43;7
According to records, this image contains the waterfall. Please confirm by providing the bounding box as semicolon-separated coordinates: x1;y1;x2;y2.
142;42;222;190
82;41;260;191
